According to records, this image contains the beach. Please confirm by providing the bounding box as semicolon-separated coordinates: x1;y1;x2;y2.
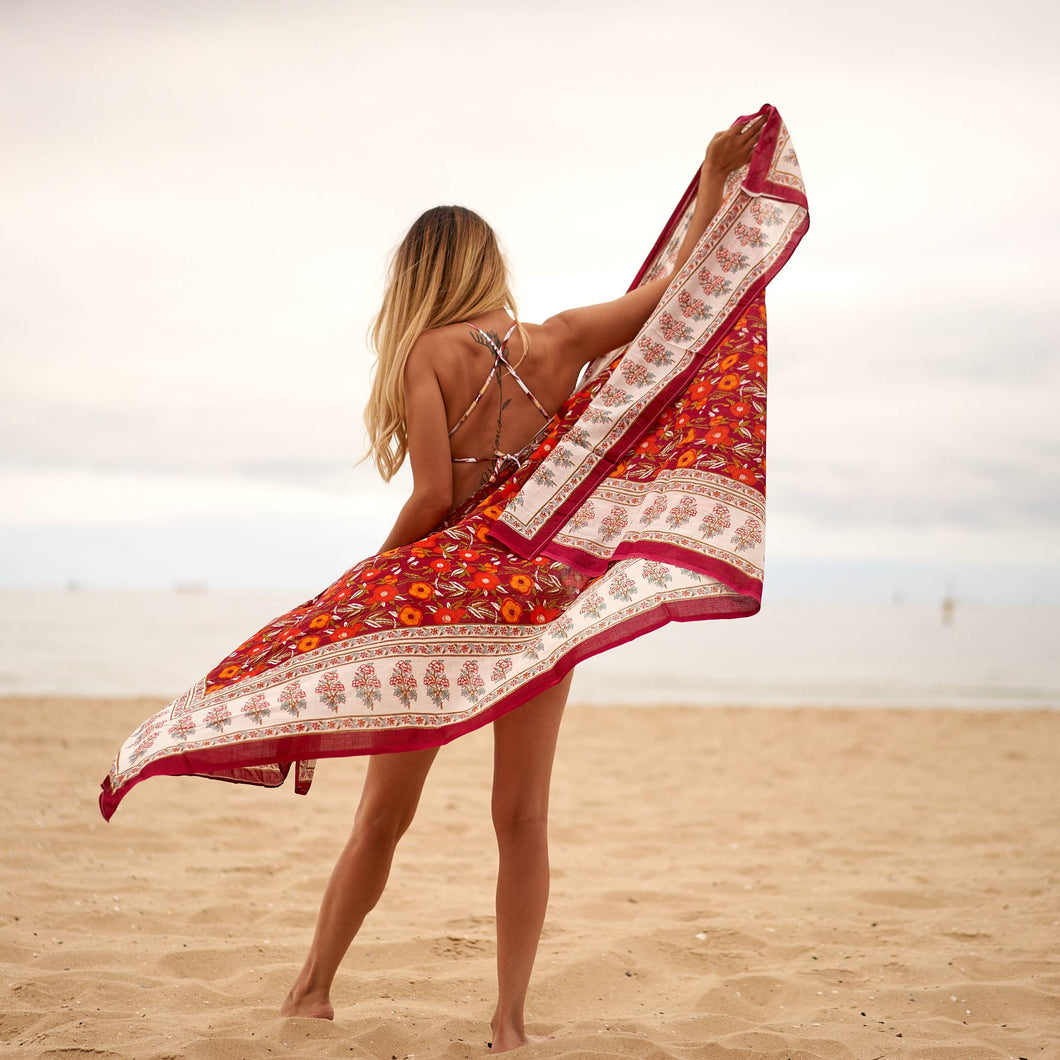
2;697;1057;1059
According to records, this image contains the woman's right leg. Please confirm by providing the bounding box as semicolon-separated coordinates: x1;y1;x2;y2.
281;745;439;1018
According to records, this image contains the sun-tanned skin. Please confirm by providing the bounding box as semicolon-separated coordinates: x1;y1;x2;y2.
280;115;764;1052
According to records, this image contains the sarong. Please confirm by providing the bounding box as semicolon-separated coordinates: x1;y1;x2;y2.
100;104;808;821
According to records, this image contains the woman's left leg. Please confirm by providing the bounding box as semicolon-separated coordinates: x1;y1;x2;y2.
281;745;439;1019
489;672;572;1052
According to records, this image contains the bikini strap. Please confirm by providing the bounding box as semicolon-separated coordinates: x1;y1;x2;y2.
447;362;498;439
492;344;549;422
445;324;522;439
468;322;549;421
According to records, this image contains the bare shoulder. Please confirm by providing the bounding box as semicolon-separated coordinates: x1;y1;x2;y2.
531;311;596;369
404;324;459;378
524;317;571;371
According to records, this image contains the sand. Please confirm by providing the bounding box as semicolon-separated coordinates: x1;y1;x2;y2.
1;697;1057;1060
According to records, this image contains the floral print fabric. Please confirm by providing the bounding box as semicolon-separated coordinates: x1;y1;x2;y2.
99;105;808;821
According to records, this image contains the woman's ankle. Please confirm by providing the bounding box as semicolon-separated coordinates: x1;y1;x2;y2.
491;1005;525;1035
280;982;334;1020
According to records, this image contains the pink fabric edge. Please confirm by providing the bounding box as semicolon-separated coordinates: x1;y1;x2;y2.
489;214;807;567
492;103;807;566
530;537;765;601
742;105;808;209
627;103;788;293
98;588;756;822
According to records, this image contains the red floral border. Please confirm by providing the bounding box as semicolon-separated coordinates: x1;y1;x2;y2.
99;584;753;820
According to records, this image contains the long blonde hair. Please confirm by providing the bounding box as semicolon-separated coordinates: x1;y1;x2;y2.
364;205;527;481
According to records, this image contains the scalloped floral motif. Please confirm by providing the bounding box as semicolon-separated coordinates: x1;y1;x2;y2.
279;681;307;717
716;246;750;273
351;665;382;710
600;506;629;543
638;334;673;366
732;518;763;553
734;223;767;249
699;504;732;539
424;659;450;708
677;291;712;321
315;671;346;711
389;659;418;709
698;269;733;297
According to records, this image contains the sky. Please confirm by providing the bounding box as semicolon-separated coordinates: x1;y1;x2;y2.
2;0;1058;605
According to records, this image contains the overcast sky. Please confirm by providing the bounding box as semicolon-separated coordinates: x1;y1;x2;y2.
2;0;1058;603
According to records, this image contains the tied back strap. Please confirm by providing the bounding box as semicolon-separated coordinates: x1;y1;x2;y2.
489;335;549;422
446;323;520;440
448;322;551;483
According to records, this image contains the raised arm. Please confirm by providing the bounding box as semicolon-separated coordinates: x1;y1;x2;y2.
544;114;766;366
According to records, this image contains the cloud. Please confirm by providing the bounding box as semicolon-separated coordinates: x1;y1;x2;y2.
0;458;405;526
2;0;1059;589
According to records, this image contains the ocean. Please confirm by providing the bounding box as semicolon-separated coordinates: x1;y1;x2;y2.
0;589;1056;710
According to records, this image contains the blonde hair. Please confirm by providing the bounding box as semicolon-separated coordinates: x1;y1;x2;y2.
364;205;527;481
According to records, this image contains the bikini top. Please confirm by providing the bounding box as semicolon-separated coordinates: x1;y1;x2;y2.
448;323;550;481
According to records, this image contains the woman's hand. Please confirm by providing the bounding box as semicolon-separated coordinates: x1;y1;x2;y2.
540;111;772;369
703;113;768;177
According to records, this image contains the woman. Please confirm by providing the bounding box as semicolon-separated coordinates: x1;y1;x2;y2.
277;115;767;1049
102;103;811;1050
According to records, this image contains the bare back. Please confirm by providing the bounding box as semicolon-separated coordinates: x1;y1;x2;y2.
423;310;585;507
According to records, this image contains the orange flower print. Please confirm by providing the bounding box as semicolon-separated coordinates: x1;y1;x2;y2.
725;463;757;486
509;573;534;593
458;549;480;563
636;436;661;456
472;571;500;591
398;606;422;626
500;598;523;623
368;584;398;604
531;556;549;566
705;425;731;445
484;505;504;520
475;523;491;542
309;613;330;630
432;605;466;625
689;381;712;404
219;664;241;680
752;343;766;354
677;449;697;467
718;373;740;391
748;354;767;374
297;635;320;652
360;567;382;582
674;412;691;429
727;401;751;418
526;606;556;625
754;422;767;439
428;558;450;574
719;353;739;371
409;582;433;600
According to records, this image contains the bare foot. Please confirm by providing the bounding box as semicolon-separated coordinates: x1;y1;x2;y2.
280;987;334;1020
489;1023;553;1053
